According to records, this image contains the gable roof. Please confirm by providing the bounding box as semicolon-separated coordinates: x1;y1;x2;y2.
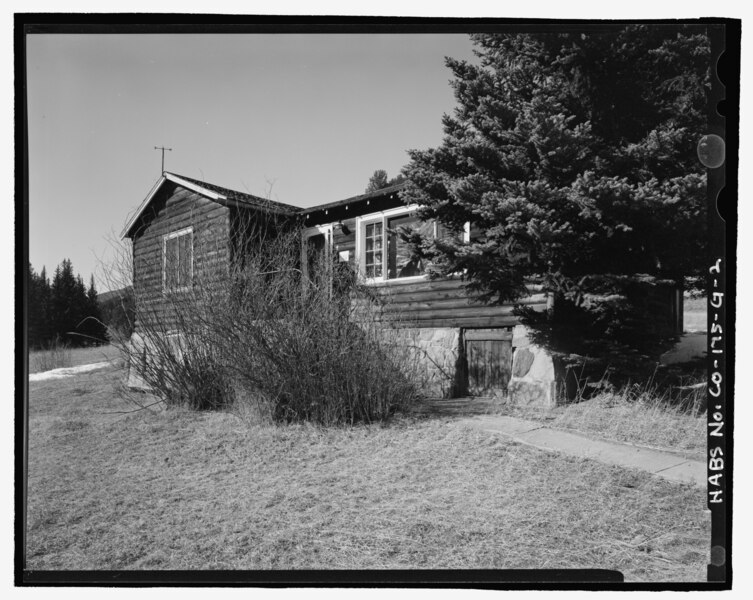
172;173;301;214
121;172;301;238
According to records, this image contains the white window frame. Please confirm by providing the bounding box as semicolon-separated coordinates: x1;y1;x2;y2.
301;224;333;280
162;226;194;293
355;205;425;284
356;207;472;284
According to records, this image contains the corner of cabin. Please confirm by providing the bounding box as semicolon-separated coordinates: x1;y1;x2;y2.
129;179;232;333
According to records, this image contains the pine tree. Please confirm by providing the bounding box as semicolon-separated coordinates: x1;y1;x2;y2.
82;275;108;345
400;27;711;378
50;259;87;346
38;266;51;344
365;170;390;193
28;263;44;348
365;170;406;193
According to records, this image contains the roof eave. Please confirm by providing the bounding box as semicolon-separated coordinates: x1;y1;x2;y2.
300;182;408;216
121;172;228;239
120;174;168;239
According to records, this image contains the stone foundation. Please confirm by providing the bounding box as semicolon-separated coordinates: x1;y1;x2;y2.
128;323;561;410
508;325;558;409
388;327;462;398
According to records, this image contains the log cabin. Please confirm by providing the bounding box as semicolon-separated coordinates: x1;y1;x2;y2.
122;172;683;405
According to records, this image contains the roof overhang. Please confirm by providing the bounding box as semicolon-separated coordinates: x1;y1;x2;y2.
120;173;230;239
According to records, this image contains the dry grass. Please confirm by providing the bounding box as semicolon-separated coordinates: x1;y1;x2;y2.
546;392;706;457
28;342;72;373
493;384;706;458
29;344;122;374
26;364;709;581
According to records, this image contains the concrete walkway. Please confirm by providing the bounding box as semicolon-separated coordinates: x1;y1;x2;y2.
459;414;706;487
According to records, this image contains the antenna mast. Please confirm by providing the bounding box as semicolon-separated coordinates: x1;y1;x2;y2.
154;146;172;173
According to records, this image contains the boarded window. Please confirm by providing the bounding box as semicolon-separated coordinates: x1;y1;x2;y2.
164;229;193;290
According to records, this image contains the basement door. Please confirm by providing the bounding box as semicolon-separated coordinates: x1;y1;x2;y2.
464;329;513;396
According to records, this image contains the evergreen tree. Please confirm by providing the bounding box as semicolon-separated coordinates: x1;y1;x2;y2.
50;259;89;346
29;259;106;348
38;266;51;344
82;275;108;344
365;170;390;193
365;170;406;193
400;27;711;378
28;263;45;348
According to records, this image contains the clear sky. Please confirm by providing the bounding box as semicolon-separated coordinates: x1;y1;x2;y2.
26;33;477;290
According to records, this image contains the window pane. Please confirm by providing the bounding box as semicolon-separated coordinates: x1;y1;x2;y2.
436;222;461;241
363;220;383;279
387;215;434;279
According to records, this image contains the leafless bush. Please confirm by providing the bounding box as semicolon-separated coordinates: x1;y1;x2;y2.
214;234;427;424
107;209;429;422
97;231;137;341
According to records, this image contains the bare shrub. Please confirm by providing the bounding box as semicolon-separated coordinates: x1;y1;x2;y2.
107;209;428;422
208;232;427;424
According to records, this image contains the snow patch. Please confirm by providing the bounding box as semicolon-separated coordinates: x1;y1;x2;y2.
29;361;111;382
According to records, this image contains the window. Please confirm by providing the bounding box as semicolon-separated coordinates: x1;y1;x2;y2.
163;227;193;291
357;207;466;282
364;221;383;278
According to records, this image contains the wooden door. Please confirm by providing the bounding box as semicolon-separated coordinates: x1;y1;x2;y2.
464;329;513;396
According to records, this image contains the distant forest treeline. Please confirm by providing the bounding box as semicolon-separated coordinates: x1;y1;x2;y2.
28;259;135;349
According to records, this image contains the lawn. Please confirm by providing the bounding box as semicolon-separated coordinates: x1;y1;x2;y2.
28;344;123;374
25;364;709;581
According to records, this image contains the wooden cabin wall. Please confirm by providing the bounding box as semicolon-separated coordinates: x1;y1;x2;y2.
360;278;548;329
132;186;230;332
318;211;546;329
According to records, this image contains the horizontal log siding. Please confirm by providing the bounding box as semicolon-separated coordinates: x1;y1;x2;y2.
133;187;230;332
361;278;547;329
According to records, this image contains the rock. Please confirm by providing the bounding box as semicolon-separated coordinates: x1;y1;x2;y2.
512;347;535;377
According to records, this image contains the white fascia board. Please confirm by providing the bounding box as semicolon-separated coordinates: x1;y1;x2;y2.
120;173;227;239
165;173;227;201
120;175;166;239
